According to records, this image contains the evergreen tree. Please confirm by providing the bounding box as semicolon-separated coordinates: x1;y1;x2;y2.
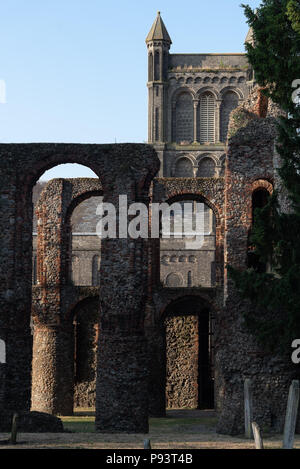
228;0;300;352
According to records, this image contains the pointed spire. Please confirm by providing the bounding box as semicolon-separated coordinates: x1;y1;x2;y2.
146;11;172;44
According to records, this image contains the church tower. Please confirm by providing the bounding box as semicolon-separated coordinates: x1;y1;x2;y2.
146;12;172;145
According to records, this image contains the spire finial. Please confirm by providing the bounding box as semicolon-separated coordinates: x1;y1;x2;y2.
157;11;160;15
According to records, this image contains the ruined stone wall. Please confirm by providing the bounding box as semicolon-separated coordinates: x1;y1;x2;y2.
0;143;159;432
165;314;199;409
215;92;300;435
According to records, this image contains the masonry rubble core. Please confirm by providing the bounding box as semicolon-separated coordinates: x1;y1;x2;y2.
0;12;298;435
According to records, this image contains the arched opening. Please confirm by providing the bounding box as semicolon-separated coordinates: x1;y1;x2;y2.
174;157;194;177
163;296;214;410
31;163;101;416
199;92;215;144
69;194;102;286
220;90;239;142
197;157;216;177
247;187;270;272
160;197;216;288
175;92;193;144
72;297;99;409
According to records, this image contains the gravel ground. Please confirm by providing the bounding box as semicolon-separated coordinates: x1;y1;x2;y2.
0;409;298;449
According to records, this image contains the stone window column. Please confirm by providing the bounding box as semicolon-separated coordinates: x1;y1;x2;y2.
193;100;199;143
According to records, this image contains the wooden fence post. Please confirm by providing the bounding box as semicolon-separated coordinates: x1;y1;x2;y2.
10;413;18;445
283;380;299;449
144;439;151;449
244;379;253;438
252;422;264;449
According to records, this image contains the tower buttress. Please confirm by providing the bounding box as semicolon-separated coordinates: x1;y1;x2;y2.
146;12;172;144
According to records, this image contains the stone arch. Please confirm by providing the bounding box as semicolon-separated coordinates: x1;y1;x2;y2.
247;181;273;272
160;190;223;287
165;272;183;287
173;90;194;144
251;178;273;195
158;292;217;323
161;255;169;265
171;86;196;103
164;191;222;229
36;178;103;290
174;156;194;177
1;143;159;431
172;153;196;177
197;156;216;177
220;86;244;100
196;87;220;101
220;89;241;142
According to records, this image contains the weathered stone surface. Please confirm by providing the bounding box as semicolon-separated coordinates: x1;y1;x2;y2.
0;411;63;433
0;143;159;432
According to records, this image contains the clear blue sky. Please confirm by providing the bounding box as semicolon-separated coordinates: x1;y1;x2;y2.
0;0;261;179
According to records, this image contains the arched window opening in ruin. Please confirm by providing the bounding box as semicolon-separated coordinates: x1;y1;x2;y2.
247;187;270;272
0;339;6;364
70;195;102;286
32;163;100;286
160;197;216;288
163;297;214;411
31;163;101;414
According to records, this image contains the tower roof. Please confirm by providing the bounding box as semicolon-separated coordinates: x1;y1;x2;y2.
146;11;172;44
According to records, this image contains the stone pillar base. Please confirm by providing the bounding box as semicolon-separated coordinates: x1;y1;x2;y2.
96;333;149;433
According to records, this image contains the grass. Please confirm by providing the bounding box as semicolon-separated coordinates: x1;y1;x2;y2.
60;408;218;434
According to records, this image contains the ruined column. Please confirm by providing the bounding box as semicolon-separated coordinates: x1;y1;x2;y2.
96;216;150;432
31;323;74;415
95;174;158;432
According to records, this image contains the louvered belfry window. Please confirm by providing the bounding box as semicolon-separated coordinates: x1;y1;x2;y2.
200;92;215;144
